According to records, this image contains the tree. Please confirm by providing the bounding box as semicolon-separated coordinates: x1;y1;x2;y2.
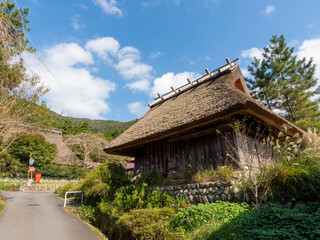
0;1;33;54
246;35;320;129
0;1;52;154
8;134;57;169
65;133;108;167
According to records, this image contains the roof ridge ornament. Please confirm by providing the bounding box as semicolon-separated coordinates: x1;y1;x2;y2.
148;57;240;108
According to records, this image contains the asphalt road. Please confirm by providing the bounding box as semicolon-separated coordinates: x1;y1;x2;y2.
0;191;98;240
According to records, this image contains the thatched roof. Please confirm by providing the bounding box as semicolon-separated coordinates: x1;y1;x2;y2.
105;65;304;156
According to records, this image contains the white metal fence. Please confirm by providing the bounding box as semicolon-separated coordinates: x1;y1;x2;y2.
64;191;83;207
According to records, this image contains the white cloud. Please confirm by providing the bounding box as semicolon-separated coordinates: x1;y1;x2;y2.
85;37;120;62
115;46;153;82
84;37;153;93
297;38;320;80
93;0;123;17
264;5;275;15
77;4;89;10
241;68;250;78
205;56;211;61
126;79;150;92
71;15;85;30
151;71;200;97
24;43;116;119
150;51;163;59
241;47;263;60
308;24;314;29
127;102;149;118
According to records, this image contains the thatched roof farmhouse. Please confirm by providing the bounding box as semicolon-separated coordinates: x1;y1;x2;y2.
104;58;304;178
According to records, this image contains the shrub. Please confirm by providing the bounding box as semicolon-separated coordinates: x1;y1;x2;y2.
140;171;165;186
75;205;98;224
40;164;88;179
0;152;21;177
145;189;175;209
171;201;250;232
183;165;201;183
118;207;184;240
113;183;148;211
216;165;234;182
54;182;77;197
114;184;175;211
97;201;125;239
79;163;129;202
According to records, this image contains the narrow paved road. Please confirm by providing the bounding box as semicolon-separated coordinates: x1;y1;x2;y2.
0;191;98;240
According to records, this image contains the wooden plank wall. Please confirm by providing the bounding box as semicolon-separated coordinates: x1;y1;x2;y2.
134;128;238;177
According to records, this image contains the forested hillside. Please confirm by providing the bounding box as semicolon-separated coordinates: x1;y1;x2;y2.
51;111;138;134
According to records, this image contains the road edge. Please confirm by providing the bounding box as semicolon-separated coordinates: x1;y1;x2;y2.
64;206;108;240
0;193;6;216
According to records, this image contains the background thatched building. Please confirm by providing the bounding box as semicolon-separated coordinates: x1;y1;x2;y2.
104;59;304;178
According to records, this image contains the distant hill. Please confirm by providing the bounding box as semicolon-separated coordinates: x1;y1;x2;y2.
51;111;138;133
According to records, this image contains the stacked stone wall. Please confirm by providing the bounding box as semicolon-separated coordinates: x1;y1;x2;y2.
18;184;64;192
149;181;239;204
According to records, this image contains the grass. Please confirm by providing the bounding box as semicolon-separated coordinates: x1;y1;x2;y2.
64;206;108;240
0;179;79;191
0;195;5;215
183;165;235;183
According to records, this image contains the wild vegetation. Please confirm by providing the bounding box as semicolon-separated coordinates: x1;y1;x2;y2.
0;195;4;214
55;129;320;239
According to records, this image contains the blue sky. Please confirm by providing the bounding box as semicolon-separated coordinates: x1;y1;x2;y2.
20;0;320;121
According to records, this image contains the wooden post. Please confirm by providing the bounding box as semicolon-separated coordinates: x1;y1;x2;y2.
205;68;210;75
187;78;192;84
157;93;164;100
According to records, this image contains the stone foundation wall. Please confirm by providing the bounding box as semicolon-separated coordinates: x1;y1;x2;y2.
18;184;64;192
149;181;239;205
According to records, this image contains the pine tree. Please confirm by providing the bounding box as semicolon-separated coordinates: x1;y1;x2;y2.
246;35;320;130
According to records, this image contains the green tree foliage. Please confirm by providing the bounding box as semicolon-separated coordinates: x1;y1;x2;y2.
246;35;320;129
0;1;53;153
8;134;56;169
54;119;91;135
79;163;130;202
0;0;32;53
0;151;21;177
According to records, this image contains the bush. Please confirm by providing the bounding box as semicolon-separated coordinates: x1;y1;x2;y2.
171;201;250;232
114;184;175;211
140;171;165;186
40;164;88;179
54;182;78;197
145;189;175;209
79;163;129;202
0;152;21;177
113;183;148;211
270;156;320;202
75;205;98;224
118;208;184;240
